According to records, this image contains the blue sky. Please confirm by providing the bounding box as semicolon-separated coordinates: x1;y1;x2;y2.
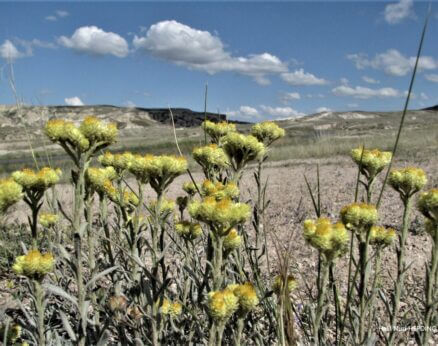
1;1;438;121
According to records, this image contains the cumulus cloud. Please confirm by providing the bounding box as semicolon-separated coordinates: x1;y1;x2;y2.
280;68;327;86
58;26;129;57
280;92;301;104
0;40;24;60
362;76;380;84
384;0;414;24
340;77;349;85
425;74;438;82
133;20;288;85
332;85;401;99
228;106;260;119
260;105;304;118
316;107;332;113
65;96;84;106
420;92;429;100
347;49;438;77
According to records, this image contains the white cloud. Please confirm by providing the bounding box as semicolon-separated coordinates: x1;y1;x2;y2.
280;92;301;104
420;92;429;100
45;15;57;22
58;26;129;57
332;85;401;99
260;105;304;118
347;49;438;77
65;96;84;106
425;74;438;82
362;76;380;84
316;107;332;113
133;20;288;84
280;68;327;86
0;40;24;60
228;105;260;119
384;0;414;24
347;103;359;108
56;10;69;18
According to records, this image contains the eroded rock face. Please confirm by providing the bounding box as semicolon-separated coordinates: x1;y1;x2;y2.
0;105;226;130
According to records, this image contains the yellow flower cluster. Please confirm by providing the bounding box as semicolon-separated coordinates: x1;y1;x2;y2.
188;197;250;233
340;203;378;231
417;189;438;222
129;154;187;191
202;120;236;143
12;249;54;279
45;119;88;151
303;217;349;260
223;132;266;169
182;181;198;196
45;117;117;152
389;167;427;197
79;116;118;144
201;180;239;200
369;226;396;247
86;166;117;195
193;144;230;173
272;275;298;294
207;288;239;321
160;299;182;318
174;220;203;240
251;121;285;146
38;213;59;228
149;198;175;216
351;147;392;179
99;152;134;175
12;167;62;191
0;178;23;213
223;229;241;251
228;282;259;312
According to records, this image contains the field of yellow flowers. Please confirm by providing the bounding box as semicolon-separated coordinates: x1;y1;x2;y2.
0;116;437;345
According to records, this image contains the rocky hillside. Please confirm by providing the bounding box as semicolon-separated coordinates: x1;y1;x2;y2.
0;105;226;131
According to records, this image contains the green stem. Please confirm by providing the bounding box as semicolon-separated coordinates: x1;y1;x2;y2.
235;316;245;345
358;229;371;344
366;247;382;340
388;197;412;345
212;233;224;290
34;280;46;346
314;260;330;344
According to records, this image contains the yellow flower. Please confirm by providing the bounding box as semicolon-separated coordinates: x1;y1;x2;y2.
98;152;134;175
272;275;298;294
202;120;236;143
159;299;182;317
12;249;54;279
12;167;61;191
417;189;438;222
389;167;427;197
251;121;285;146
86;166;117;194
193;144;230;175
149;198;175;216
79;116;118;144
0;323;21;343
0;178;23;213
207;288;239;321
303;218;349;260
130;154;187;192
45;119;90;151
174;220;203;240
340;203;378;231
223;132;266;170
351;147;392;179
188;197;250;233
39;213;59;228
369;226;396;247
223;228;241;250
230;282;259;311
201;180;239;200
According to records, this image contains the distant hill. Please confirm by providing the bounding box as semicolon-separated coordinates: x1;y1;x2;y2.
0;104;228;132
422;104;438;111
